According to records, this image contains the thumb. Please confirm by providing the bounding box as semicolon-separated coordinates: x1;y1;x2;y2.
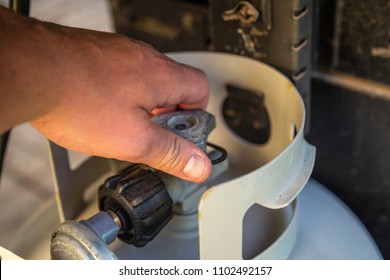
134;122;212;183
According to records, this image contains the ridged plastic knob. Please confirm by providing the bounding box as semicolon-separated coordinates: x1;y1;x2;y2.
98;165;173;247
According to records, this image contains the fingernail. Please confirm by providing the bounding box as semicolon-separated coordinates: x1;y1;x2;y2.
183;154;205;180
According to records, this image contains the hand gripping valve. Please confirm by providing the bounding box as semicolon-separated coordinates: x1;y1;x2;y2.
50;110;228;260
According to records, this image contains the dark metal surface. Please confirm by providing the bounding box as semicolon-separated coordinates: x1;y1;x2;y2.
110;0;313;127
308;74;390;260
111;0;210;52
0;131;10;183
9;0;30;15
223;84;271;144
211;0;311;73
311;0;390;259
315;0;390;85
210;0;312;127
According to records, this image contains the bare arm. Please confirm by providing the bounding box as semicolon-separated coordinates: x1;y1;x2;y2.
0;6;211;182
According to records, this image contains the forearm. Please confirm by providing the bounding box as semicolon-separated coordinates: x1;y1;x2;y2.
0;6;64;133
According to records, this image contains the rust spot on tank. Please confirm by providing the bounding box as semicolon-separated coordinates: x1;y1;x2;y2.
200;187;215;202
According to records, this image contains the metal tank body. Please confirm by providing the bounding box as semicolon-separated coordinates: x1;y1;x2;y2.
2;53;382;260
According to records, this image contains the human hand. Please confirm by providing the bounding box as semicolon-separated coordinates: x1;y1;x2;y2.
0;8;212;183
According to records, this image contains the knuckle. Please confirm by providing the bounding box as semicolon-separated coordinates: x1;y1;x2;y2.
161;60;183;101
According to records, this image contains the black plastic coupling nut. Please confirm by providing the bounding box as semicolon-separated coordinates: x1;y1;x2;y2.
98;165;173;247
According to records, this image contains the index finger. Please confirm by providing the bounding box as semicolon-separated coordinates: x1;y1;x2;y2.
175;62;209;110
148;57;209;111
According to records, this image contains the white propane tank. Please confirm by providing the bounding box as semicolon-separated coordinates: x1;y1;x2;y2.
6;53;382;260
